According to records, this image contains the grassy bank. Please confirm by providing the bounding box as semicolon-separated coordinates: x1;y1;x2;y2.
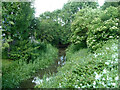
2;44;58;88
36;39;118;88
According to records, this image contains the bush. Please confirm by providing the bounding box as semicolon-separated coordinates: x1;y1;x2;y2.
71;6;119;51
87;6;119;51
9;40;46;63
71;8;101;46
35;39;118;88
2;43;58;88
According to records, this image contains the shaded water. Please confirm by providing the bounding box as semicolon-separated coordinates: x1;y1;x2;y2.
19;47;66;88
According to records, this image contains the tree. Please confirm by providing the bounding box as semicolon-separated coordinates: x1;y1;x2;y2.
2;2;35;58
71;6;119;51
101;2;119;10
2;2;34;41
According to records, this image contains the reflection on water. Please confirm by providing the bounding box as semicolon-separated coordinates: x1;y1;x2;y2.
58;56;66;65
20;47;66;88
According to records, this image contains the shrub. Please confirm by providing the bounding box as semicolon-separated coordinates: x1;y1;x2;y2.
87;6;119;51
71;8;101;46
2;43;58;88
9;40;46;63
35;39;118;88
71;6;119;51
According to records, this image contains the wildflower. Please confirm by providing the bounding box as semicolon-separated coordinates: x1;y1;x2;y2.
87;84;91;87
103;69;107;74
107;75;109;80
102;82;104;85
94;54;97;58
94;72;97;75
112;54;117;58
105;62;109;65
111;83;116;86
82;86;86;88
95;73;101;80
93;81;96;85
59;83;61;87
109;77;112;81
75;85;78;88
106;47;109;50
102;78;105;80
115;76;119;80
46;77;49;81
109;36;113;38
116;23;118;26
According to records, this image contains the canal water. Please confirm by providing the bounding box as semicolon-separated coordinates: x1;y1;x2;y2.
19;47;66;88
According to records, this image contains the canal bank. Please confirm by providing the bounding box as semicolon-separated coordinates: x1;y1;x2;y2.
19;47;67;88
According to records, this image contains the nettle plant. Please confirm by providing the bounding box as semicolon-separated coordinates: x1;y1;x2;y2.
71;6;119;51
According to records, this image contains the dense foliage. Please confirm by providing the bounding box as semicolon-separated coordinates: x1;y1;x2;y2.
9;40;46;62
2;44;58;88
2;2;35;59
2;2;58;88
36;39;118;88
34;2;97;45
2;2;34;40
2;1;119;89
71;6;119;51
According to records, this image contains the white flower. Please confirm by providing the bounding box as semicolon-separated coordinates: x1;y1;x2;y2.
102;82;105;85
112;54;117;58
106;47;109;50
82;86;86;88
59;83;61;87
116;23;118;25
46;77;49;81
115;76;119;80
98;53;102;55
95;73;101;80
115;58;118;62
93;81;96;85
103;69;107;74
107;75;109;80
94;72;98;75
87;84;91;87
102;78;105;80
105;62;109;65
111;83;116;86
75;85;78;88
109;36;113;38
111;61;114;64
109;77;112;81
94;53;97;58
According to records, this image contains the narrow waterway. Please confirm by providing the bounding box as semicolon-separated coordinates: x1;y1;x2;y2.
19;47;66;88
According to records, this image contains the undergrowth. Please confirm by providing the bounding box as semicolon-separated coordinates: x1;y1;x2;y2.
35;39;118;88
2;44;58;88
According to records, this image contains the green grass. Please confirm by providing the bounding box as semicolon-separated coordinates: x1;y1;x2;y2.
35;39;118;88
2;44;58;88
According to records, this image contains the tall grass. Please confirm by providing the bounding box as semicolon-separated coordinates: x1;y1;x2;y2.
2;44;58;88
